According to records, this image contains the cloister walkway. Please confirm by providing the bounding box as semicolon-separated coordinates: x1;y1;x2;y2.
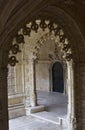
9;91;68;130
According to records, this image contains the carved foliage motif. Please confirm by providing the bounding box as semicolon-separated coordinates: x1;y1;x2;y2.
8;19;72;66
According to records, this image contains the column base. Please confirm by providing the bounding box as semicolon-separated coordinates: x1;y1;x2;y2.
25;105;45;115
8;104;26;119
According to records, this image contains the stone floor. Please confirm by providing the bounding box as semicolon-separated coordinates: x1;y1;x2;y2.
9;116;68;130
37;91;68;116
9;91;68;130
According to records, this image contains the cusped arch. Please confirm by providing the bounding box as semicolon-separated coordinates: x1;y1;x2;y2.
32;32;70;61
8;19;72;66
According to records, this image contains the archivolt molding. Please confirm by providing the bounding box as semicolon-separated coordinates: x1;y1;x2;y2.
32;32;70;62
8;19;72;66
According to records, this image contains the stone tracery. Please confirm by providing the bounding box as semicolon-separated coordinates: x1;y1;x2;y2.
32;32;69;62
8;19;72;66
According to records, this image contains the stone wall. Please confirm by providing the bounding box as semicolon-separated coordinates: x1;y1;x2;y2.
8;63;26;119
36;61;50;92
7;65;16;95
78;63;85;130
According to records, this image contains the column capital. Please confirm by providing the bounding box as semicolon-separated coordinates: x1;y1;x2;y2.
66;59;75;68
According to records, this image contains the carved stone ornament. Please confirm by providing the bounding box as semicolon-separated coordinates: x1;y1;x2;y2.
16;34;25;44
40;19;47;31
8;56;18;66
11;44;21;54
8;19;72;66
54;27;61;36
23;26;31;36
31;21;39;32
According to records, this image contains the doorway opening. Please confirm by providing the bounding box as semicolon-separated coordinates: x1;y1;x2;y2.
52;62;64;93
7;19;75;130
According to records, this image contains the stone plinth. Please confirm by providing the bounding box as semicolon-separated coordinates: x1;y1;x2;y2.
25;105;45;115
8;94;26;119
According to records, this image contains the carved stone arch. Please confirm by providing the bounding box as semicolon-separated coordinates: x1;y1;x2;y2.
32;32;69;62
1;5;84;67
0;6;84;67
6;20;75;130
0;2;84;130
8;19;72;66
37;7;85;62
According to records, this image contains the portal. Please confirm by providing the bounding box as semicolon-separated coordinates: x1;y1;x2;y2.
52;62;64;93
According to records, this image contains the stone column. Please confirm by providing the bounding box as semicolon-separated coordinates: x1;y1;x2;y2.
67;60;76;130
30;59;37;107
63;64;67;95
0;67;9;130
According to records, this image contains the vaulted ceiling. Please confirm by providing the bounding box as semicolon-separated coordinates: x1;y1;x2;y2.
0;0;85;35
